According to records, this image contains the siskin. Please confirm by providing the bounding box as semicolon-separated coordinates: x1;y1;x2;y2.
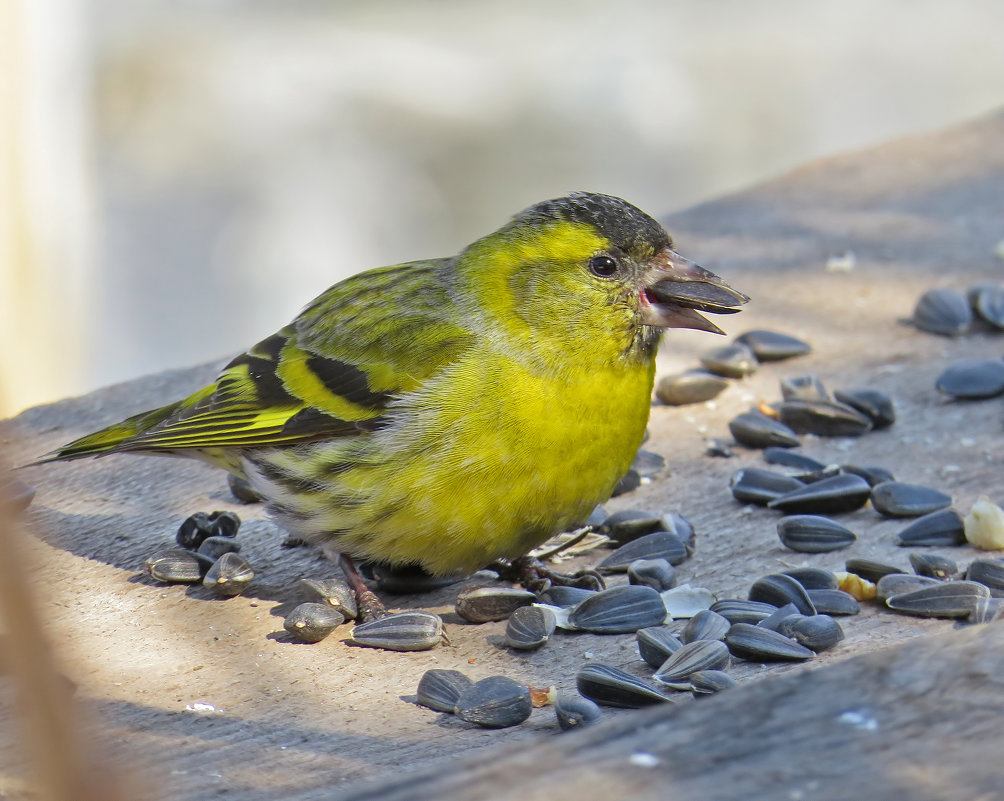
42;193;747;597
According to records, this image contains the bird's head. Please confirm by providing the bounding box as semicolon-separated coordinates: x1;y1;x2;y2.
454;192;749;362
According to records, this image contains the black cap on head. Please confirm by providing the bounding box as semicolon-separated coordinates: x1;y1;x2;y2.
517;192;670;256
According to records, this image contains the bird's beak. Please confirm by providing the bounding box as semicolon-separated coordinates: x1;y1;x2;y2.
639;247;749;334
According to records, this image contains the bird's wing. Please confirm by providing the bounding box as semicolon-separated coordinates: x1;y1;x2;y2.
49;260;473;457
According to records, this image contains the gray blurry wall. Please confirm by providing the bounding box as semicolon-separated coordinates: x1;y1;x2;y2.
3;0;1004;416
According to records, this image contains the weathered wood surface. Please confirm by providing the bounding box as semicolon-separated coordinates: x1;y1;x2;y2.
337;620;1004;801
2;110;1004;799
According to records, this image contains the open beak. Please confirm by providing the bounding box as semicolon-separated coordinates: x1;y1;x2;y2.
639;247;749;335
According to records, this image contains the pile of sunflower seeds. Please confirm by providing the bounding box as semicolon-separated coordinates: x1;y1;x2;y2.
411;490;1004;731
144;511;254;598
655;329;810;407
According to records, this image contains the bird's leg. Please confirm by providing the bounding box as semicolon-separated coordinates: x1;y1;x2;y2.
489;555;605;594
337;554;389;622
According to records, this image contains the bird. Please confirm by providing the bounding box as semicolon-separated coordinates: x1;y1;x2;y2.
41;192;747;615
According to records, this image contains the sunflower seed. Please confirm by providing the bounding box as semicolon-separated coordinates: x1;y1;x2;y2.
844;558;906;583
554;694;603;730
897;508;966;546
536;586;597;608
416;669;473;713
912;288;972;336
636;626;684;668
779;614;844;652
586;505;608;527
196;536;241;561
283;602;345;643
664;513;697;552
872;482;952;518
653;639;731;688
935;358;1004;399
969;597;1004;624
782;567;839;591
728;411;801;449
748;574;817;616
885;581;990;618
202;552;254;597
731;468;805;505
596;531;688;572
690;669;737;698
841;464;896;487
628;558;676;591
455;586;536;623
795;465;844;484
777;400;873;437
349;611;444;651
299;578;358;620
805;589;860;616
735;330;811;361
763;448;827;472
568;585;667;633
725;623;814;662
601;509;666;544
613;469;641;496
767;473;871;514
833;388;896;429
756;603;803;632
227;473;262;504
655;369;730;406
969;284;1004;328
176;513;215;550
145;548;214;584
875;573;940;601
504;605;556;650
632;449;665;478
709;599;778;625
576;664;669;708
777;515;857;553
779;374;830;402
209;511;241;538
700;342;758;378
455;676;532;729
909;552;958;580
965;559;1004;597
680;610;731;644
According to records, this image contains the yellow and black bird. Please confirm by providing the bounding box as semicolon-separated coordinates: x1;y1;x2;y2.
42;192;747;611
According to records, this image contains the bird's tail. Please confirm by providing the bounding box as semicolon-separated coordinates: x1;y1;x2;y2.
31;401;186;464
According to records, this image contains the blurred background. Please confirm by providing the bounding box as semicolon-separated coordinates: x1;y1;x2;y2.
3;0;1004;417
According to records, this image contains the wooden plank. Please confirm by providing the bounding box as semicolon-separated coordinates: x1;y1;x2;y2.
2;111;1004;799
336;620;1004;801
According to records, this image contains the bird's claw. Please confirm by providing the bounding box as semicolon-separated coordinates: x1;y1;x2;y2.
338;554;389;622
488;555;606;593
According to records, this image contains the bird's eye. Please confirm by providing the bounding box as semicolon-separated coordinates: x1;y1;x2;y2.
588;255;619;278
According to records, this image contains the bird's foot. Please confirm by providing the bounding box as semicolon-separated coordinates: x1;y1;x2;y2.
488;555;605;594
337;554;389;622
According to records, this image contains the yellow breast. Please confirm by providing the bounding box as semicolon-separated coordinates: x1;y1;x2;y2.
337;349;656;573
